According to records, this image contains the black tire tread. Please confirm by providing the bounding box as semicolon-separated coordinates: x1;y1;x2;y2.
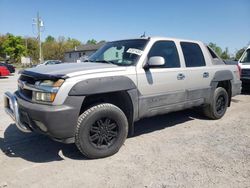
203;87;228;120
75;103;127;158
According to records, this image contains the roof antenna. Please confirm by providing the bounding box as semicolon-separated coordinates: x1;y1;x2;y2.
140;32;146;38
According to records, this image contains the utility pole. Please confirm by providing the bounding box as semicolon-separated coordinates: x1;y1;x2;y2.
33;12;44;63
24;35;28;50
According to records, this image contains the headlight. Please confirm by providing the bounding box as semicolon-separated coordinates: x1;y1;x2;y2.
33;92;57;102
35;79;64;87
32;79;64;103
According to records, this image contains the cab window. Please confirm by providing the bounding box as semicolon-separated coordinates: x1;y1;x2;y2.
148;41;180;68
181;42;206;67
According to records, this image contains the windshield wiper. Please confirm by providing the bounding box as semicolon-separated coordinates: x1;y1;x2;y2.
83;59;94;62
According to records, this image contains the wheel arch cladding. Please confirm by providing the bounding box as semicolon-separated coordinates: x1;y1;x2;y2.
69;76;137;96
212;70;233;82
69;76;138;136
210;70;233;107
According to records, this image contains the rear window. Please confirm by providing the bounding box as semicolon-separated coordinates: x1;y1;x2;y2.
181;42;206;67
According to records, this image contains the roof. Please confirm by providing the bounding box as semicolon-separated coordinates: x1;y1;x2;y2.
148;36;203;44
65;36;204;54
109;36;202;43
65;42;106;53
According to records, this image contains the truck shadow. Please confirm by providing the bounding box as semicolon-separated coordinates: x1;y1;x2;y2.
0;124;85;162
134;109;204;136
0;109;206;163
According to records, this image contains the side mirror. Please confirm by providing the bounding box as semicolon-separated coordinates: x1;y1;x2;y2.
144;56;165;69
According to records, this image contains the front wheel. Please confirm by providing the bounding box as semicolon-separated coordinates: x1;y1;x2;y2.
203;87;229;120
75;103;128;159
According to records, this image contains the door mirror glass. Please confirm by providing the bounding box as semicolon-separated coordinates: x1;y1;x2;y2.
148;56;165;67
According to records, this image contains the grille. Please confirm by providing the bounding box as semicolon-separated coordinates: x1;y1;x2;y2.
241;69;250;77
18;74;36;101
19;88;32;100
19;74;36;84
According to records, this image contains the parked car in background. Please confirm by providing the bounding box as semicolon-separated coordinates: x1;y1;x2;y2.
238;45;250;90
36;60;62;67
0;62;15;73
0;65;10;77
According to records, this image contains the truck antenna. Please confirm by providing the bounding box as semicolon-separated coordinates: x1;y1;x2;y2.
140;32;146;38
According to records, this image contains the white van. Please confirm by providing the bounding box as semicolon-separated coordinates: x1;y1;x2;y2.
238;45;250;89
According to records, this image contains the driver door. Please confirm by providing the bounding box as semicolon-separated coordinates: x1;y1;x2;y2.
136;40;186;118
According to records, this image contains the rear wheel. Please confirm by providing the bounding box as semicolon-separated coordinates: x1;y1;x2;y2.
75;103;128;159
203;87;229;119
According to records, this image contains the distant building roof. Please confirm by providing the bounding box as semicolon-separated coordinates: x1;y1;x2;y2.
65;41;106;53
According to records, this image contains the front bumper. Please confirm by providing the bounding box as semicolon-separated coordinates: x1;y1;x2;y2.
4;92;31;133
241;78;250;83
240;78;250;90
4;91;84;143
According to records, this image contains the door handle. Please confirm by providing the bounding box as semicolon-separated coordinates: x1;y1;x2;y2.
177;73;185;80
203;72;209;78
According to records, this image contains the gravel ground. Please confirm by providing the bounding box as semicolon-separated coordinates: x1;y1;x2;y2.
0;73;250;188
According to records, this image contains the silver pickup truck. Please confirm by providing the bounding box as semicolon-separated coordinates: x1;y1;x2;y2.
4;37;241;158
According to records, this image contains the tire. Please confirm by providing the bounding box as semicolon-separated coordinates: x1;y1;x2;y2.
75;103;128;159
203;87;229;120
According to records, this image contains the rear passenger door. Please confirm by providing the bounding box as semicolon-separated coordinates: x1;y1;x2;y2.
180;42;212;102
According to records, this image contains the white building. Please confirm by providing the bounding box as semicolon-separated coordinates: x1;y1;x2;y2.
64;42;105;62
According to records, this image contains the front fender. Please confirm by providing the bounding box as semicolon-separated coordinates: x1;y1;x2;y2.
69;76;137;96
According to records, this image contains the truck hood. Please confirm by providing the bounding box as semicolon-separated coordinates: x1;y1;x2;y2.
22;63;127;79
239;62;250;69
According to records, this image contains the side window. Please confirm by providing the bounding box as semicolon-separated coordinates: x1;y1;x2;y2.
148;41;180;68
241;49;250;63
207;46;219;59
181;42;206;67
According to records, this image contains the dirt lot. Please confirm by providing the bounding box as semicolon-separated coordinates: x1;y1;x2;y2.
0;73;250;188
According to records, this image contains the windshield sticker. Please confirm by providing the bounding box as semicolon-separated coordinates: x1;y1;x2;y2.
127;48;143;56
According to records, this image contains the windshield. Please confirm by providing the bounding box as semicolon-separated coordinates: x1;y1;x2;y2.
240;49;250;63
88;39;148;66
